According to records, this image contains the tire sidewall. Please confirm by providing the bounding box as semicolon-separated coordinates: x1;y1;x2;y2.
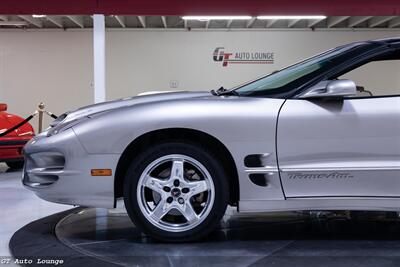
123;141;229;242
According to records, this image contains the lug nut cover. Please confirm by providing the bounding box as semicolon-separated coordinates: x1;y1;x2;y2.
163;186;171;192
182;188;190;193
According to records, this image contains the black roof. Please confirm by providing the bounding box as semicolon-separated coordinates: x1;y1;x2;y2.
372;37;400;44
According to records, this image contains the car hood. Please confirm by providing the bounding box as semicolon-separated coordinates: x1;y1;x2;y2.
0;111;34;137
0;112;17;136
52;91;211;127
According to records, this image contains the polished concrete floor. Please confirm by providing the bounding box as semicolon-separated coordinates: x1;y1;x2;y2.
0;164;69;259
54;207;400;266
6;163;400;266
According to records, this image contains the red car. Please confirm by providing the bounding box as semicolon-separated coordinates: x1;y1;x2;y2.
0;103;34;169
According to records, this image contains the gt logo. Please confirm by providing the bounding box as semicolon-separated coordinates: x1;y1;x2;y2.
1;258;11;264
213;47;232;67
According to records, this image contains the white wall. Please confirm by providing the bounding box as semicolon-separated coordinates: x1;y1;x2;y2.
0;31;93;129
341;60;400;96
106;30;400;99
0;29;400;130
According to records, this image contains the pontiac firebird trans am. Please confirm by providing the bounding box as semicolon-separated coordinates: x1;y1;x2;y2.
23;38;400;241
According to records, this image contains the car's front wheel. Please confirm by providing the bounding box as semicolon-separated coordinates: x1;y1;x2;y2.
123;141;229;242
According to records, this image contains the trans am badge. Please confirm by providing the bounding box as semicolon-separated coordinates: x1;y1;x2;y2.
288;172;354;179
213;47;274;67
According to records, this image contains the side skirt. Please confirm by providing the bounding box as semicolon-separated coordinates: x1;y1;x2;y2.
239;198;400;213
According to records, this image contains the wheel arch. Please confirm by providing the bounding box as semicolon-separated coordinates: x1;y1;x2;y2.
114;128;239;206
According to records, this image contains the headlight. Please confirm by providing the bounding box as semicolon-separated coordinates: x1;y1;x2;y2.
46;127;60;137
47;117;89;137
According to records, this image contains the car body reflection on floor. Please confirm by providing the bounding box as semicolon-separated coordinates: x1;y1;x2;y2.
0;164;69;260
55;206;400;267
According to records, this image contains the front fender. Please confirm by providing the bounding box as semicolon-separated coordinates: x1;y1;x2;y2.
72;96;286;203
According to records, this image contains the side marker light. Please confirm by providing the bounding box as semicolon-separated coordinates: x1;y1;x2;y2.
91;169;112;176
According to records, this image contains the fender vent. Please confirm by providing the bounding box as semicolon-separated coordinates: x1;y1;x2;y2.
244;153;271;167
249;174;268;187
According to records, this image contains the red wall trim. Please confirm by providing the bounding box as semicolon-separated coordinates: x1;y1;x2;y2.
0;0;399;16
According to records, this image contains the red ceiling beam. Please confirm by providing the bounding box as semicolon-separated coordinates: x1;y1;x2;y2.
0;0;399;16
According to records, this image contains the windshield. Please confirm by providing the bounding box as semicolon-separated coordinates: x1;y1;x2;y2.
234;42;379;97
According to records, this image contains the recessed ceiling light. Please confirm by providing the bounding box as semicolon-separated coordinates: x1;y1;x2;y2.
182;16;252;21
32;15;46;18
0;21;28;26
257;15;326;20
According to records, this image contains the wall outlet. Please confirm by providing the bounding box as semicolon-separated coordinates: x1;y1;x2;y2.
169;80;179;88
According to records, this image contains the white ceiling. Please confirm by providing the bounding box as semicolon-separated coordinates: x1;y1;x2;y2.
1;15;400;29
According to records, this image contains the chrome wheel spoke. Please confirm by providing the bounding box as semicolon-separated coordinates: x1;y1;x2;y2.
150;199;170;222
171;159;184;180
137;154;215;232
179;203;199;224
144;175;166;194
187;180;209;196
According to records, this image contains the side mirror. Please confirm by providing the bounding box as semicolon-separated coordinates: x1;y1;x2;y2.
298;80;357;99
0;103;7;111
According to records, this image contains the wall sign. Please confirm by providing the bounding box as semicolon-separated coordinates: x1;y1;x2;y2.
213;47;274;67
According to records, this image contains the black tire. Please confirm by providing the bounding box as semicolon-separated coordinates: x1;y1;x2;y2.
6;161;24;169
123;141;229;242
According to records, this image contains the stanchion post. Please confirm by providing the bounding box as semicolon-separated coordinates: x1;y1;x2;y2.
38;102;45;133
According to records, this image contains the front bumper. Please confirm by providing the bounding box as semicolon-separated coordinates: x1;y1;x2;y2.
23;129;120;208
0;137;32;161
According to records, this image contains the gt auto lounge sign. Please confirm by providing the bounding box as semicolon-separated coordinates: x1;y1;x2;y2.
213;47;274;67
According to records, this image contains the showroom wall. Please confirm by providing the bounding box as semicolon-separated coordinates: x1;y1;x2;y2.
0;31;93;129
106;30;400;99
0;29;400;129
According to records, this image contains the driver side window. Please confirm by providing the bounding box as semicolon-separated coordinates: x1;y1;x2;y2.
339;60;400;97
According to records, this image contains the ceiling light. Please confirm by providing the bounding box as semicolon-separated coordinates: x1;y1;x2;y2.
257;15;326;20
182;16;252;21
0;21;28;26
32;15;46;18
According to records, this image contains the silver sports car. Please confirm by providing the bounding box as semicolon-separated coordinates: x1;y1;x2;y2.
23;38;400;241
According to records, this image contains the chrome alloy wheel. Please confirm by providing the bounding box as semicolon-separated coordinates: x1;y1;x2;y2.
137;154;215;232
